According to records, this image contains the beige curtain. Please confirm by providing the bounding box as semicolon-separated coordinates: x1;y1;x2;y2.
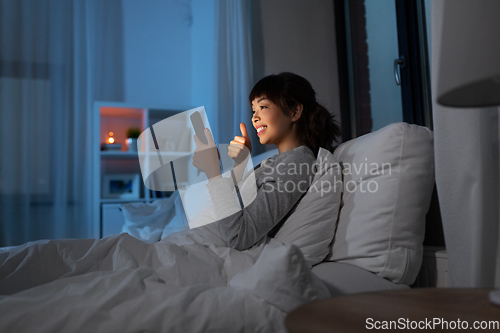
431;0;500;287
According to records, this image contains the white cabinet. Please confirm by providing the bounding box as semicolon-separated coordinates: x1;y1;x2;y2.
92;102;196;238
101;204;126;237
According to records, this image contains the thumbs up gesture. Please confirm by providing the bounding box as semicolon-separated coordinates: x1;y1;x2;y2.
228;122;252;166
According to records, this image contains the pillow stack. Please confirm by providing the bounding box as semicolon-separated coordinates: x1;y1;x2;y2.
325;122;435;285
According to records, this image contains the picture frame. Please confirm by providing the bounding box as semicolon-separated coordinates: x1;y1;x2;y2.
102;174;140;199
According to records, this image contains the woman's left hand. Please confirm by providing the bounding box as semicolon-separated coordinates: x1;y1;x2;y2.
192;128;221;180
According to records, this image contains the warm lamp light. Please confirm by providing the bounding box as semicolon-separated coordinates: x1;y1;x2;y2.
437;0;500;107
107;131;115;144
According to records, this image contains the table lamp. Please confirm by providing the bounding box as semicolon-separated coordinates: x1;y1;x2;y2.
436;0;500;306
437;0;500;107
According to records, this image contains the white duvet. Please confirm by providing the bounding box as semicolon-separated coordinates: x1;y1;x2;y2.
0;223;330;333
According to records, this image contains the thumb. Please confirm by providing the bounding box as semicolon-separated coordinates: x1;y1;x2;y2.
240;122;249;139
240;122;252;153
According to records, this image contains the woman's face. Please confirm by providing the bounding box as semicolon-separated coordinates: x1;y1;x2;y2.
251;97;294;146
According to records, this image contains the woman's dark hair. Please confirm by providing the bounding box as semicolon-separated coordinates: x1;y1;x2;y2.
249;72;341;156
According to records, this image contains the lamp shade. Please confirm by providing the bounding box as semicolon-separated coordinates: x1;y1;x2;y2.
437;0;500;107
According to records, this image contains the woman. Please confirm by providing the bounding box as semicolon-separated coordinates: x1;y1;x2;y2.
0;72;338;305
192;72;341;251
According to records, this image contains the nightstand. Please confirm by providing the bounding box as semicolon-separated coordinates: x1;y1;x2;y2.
285;288;499;332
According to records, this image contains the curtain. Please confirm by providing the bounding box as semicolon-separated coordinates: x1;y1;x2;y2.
431;0;500;287
210;0;259;154
0;0;123;246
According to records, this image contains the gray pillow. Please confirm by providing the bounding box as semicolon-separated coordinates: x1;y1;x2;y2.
274;148;342;266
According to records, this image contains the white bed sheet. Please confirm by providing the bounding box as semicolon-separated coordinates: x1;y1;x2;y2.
0;222;330;333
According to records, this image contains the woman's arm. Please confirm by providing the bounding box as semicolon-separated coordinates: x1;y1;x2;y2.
231;155;250;186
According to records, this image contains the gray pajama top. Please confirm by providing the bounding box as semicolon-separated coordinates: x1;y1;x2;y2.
205;145;316;250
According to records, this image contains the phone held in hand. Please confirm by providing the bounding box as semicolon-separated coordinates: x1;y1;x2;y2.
190;111;208;145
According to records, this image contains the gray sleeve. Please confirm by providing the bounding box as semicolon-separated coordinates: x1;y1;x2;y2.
205;153;314;251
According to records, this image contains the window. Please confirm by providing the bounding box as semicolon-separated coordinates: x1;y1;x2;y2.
335;0;432;140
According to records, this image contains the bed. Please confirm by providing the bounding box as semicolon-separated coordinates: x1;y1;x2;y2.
0;122;435;332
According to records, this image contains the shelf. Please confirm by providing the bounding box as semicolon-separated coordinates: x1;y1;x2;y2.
101;151;139;159
101;151;193;159
94;102;198;239
100;198;151;204
157;151;193;157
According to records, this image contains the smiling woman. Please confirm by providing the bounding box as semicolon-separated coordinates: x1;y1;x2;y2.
251;96;304;154
196;72;341;251
249;72;341;157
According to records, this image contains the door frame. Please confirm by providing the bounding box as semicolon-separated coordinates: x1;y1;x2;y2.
395;0;433;129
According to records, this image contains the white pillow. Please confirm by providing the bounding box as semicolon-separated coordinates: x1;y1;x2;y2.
273;148;342;266
325;122;434;285
120;196;176;244
120;191;188;244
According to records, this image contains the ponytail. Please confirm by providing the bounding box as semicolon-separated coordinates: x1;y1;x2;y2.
301;102;341;156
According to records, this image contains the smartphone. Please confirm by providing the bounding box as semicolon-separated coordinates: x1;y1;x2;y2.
190;111;208;145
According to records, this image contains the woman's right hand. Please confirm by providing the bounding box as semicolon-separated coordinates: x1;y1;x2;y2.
228;122;252;165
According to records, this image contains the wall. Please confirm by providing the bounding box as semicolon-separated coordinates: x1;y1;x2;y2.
122;0;192;107
252;0;341;131
121;0;341;127
122;0;341;148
